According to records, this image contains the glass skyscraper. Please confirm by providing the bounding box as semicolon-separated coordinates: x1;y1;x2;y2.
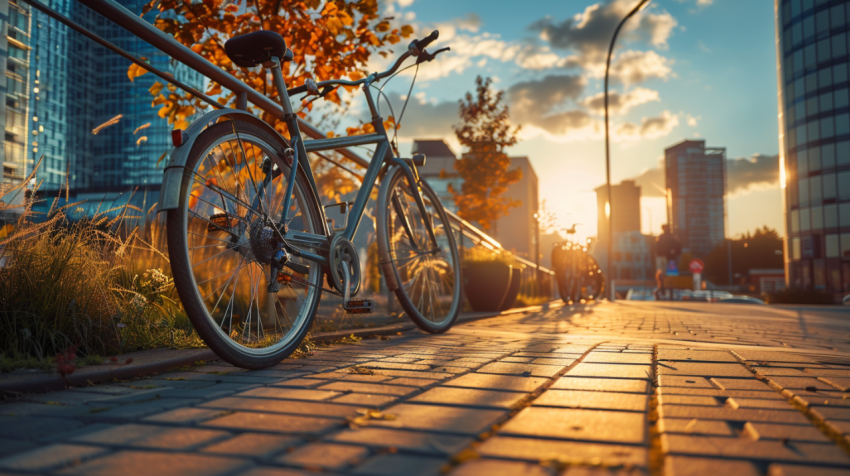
25;0;202;191
1;0;31;198
777;0;850;295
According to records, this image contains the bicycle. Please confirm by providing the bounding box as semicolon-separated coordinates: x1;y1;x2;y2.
158;29;460;369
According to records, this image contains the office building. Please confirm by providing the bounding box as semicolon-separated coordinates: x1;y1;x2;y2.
595;180;642;240
594;180;653;281
493;156;538;260
664;139;727;258
1;0;31;199
413;139;540;259
776;0;850;295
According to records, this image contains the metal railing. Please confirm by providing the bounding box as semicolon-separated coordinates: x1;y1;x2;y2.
22;0;557;301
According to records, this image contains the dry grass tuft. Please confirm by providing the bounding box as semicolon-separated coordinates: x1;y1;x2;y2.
0;159;202;366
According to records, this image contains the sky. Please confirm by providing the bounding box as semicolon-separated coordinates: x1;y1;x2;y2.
347;0;783;242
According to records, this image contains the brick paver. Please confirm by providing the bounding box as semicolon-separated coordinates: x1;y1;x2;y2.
3;301;850;475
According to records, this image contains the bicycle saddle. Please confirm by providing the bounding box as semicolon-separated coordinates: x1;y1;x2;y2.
224;31;287;68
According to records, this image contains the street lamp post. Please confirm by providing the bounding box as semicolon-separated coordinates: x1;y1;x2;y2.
604;0;652;301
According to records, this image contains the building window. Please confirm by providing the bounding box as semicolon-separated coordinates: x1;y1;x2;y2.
801;207;811;232
826;234;840;257
825;203;838;228
839;141;850;166
812;206;823;230
811;176;822;205
800;178;810;206
791;209;801;233
839;171;850;201
824;173;836;200
820;91;834;112
792;237;802;260
814;259;826;289
822;117;835;139
842;233;850;258
837;113;850;137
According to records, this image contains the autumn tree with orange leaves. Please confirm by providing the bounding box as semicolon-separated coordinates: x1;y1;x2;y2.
448;76;521;233
132;0;411;202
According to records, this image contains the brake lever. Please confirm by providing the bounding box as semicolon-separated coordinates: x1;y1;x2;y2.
416;47;451;64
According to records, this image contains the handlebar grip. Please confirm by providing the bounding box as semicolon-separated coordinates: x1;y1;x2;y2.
409;30;439;55
287;84;308;96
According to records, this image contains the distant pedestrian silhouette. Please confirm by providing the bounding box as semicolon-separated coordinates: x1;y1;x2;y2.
655;224;682;300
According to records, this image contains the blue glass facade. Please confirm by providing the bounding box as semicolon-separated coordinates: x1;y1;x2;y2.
27;0;202;191
1;0;31;191
778;0;850;294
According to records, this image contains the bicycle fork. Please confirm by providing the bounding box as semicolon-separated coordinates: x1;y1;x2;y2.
389;157;439;251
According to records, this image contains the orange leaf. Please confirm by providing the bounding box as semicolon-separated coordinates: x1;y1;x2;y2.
127;63;149;82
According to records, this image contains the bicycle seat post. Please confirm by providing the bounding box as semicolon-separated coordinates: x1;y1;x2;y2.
263;57;294;117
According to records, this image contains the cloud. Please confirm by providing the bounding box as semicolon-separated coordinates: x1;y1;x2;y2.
531;0;678;77
609;50;674;84
453;12;482;33
508;75;589;134
673;0;713;6
728;154;779;195
581;87;660;115
631;165;667;197
615;110;679;141
627;153;780;198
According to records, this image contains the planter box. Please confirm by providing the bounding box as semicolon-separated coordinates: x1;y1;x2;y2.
499;268;522;311
463;261;512;312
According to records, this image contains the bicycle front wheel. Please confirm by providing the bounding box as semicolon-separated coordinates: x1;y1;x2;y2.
167;119;324;369
377;166;462;333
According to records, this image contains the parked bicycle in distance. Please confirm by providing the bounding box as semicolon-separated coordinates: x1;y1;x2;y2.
159;30;460;369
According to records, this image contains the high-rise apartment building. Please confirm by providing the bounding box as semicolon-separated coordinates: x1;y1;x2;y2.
1;0;31;198
594;180;653;281
664;139;727;258
776;0;850;295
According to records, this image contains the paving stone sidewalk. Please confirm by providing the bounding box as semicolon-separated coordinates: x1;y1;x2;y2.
2;301;850;476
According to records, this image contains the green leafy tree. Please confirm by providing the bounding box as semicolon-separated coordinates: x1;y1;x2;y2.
704;226;784;285
448;76;521;232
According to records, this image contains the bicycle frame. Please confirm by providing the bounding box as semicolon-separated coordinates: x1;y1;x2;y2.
266;54;436;270
159;55;436;276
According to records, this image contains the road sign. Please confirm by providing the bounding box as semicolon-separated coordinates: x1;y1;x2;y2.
690;259;705;274
666;259;679;276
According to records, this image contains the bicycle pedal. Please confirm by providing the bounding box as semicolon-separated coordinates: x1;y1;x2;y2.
343;298;373;314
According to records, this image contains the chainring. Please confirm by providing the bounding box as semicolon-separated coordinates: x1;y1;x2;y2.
328;234;361;296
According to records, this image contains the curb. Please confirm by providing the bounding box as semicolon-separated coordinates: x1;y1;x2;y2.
0;300;563;397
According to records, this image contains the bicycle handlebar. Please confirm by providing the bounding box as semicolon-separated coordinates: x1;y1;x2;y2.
286;30;446;97
409;30;438;55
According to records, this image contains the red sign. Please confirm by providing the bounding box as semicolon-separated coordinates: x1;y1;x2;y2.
690;259;705;274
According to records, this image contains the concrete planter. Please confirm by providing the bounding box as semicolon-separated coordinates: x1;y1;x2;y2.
499;268;523;311
463;261;512;312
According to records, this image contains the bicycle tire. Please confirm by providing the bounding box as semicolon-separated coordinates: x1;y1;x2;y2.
167;119;325;369
376;165;462;333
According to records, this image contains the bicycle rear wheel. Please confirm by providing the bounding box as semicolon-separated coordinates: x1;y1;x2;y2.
167;120;324;369
377;165;461;333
